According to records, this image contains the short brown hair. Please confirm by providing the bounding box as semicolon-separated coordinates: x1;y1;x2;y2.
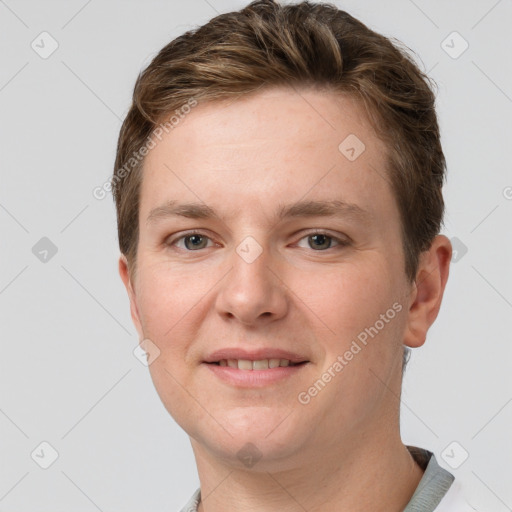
112;0;446;285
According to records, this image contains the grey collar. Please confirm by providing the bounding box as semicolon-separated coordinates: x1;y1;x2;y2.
403;445;455;512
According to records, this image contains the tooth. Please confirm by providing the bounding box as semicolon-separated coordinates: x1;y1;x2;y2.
238;359;253;370
279;359;290;367
253;359;269;370
269;358;280;368
219;360;227;367
227;359;238;368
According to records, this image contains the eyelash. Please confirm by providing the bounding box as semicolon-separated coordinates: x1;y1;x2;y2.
166;230;350;252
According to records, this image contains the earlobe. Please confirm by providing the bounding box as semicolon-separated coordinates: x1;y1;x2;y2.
403;235;452;348
118;254;144;340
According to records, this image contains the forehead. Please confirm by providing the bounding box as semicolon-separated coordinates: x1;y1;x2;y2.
139;86;396;225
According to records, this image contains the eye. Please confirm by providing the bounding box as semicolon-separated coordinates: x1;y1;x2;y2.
166;230;349;252
170;232;214;251
296;231;349;251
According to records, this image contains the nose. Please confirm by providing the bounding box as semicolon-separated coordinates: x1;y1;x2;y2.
214;239;288;326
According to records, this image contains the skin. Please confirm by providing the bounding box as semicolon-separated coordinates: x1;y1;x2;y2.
119;86;452;512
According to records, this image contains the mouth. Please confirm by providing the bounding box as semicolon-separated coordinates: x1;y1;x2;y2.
202;348;310;387
207;359;308;370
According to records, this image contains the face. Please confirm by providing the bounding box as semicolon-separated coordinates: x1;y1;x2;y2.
119;86;447;471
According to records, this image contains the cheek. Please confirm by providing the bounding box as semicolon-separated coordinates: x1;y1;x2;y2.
303;256;408;397
134;260;206;340
133;264;206;426
303;261;406;424
302;258;399;339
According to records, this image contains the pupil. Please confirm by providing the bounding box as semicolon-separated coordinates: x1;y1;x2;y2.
311;234;329;250
186;235;205;250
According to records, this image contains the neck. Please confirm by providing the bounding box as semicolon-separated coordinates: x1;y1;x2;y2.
193;429;424;512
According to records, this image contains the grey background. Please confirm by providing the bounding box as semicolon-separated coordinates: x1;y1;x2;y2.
1;0;511;510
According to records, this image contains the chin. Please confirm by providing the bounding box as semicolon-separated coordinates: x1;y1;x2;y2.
190;407;312;468
198;434;306;473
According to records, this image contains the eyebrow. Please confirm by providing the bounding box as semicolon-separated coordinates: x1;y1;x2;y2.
146;199;371;225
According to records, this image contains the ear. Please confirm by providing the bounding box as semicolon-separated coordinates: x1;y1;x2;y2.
403;235;452;348
118;254;144;340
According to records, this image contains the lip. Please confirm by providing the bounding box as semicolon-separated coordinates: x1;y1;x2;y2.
203;348;309;365
204;361;309;388
202;347;310;388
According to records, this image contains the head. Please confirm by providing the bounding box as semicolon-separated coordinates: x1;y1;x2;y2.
114;0;451;470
